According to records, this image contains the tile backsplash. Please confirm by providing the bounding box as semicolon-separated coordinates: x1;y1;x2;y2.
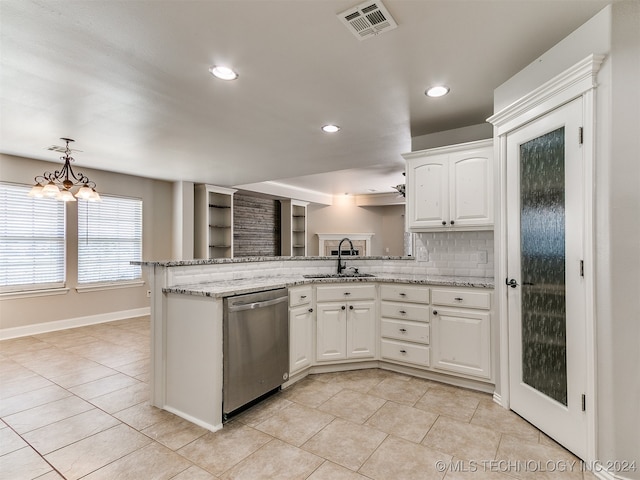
413;231;494;278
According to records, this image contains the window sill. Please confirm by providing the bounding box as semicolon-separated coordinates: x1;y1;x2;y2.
76;280;145;293
0;287;70;300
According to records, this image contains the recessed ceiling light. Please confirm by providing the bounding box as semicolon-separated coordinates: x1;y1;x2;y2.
209;66;238;81
321;124;340;133
425;85;450;98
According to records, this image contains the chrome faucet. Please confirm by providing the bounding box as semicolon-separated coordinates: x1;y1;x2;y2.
337;237;355;274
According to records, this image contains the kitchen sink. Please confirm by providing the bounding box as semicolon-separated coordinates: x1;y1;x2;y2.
303;273;376;279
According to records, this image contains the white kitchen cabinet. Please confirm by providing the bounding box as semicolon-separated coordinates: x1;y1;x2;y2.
379;284;431;368
289;286;314;375
430;287;492;380
281;199;308;257
194;184;237;259
403;139;493;231
315;284;376;362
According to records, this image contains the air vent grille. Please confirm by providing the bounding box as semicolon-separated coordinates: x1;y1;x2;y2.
338;0;397;40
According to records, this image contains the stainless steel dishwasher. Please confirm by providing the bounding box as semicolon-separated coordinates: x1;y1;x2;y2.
223;287;289;418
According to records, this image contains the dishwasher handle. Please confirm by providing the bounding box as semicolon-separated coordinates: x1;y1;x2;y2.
228;295;288;312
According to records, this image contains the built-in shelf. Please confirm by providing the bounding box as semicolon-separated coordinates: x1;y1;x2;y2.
195;185;237;259
281;199;308;257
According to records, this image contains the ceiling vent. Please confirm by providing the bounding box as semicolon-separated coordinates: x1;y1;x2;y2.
338;1;398;40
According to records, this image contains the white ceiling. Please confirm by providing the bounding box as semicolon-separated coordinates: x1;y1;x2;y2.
0;0;611;198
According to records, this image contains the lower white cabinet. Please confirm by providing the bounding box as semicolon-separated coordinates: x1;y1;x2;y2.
430;288;492;380
315;284;376;362
289;286;314;375
379;284;431;368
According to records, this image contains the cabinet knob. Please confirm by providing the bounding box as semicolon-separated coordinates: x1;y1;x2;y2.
450;220;455;225
433;310;438;315
349;305;354;310
442;221;446;225
341;305;346;310
399;328;407;333
308;308;313;313
400;349;407;354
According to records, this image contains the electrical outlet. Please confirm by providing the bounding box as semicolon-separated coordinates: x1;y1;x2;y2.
477;250;488;264
146;290;151;298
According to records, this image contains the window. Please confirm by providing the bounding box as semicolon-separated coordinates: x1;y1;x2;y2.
78;195;142;285
0;182;66;292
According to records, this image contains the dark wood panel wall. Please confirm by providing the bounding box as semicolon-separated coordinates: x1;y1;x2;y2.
233;193;281;257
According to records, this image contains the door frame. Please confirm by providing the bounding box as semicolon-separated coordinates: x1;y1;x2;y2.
488;54;604;463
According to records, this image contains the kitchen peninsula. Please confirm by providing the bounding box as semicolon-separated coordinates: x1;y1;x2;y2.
140;256;495;432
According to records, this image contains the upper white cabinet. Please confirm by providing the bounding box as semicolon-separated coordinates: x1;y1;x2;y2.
194;184;237;259
281;199;308;257
403;139;493;231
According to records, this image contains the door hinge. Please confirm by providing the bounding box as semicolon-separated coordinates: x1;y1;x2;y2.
582;394;586;411
579;127;584;145
580;260;584;277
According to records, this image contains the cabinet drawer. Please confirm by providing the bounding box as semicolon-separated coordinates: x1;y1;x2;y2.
431;289;491;310
381;339;430;367
289;286;312;307
316;284;376;302
381;319;429;344
380;301;430;322
380;284;429;304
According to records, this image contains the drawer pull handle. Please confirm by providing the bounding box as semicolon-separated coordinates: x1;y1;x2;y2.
308;308;313;313
301;295;307;299
344;292;351;296
433;310;438;315
399;292;406;296
454;297;463;301
399;310;407;314
400;349;407;354
399;328;407;333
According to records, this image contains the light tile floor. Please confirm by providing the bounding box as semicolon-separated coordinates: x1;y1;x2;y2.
0;317;596;479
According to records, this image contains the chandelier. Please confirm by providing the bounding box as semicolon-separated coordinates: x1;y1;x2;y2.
28;138;101;202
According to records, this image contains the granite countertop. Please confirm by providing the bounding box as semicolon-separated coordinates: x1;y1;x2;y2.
163;273;494;298
134;255;412;267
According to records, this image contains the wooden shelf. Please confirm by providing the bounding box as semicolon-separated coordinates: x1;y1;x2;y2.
195;185;236;259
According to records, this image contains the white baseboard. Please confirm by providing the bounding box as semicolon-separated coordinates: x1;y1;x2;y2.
0;307;150;340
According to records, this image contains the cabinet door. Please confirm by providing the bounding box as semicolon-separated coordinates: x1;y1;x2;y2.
449;147;493;227
289;305;314;375
316;303;347;362
407;156;449;228
431;307;491;379
346;301;376;359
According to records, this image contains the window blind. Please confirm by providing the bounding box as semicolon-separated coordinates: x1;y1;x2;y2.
0;183;66;291
78;195;142;284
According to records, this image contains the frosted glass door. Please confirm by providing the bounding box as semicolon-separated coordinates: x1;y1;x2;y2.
506;98;587;459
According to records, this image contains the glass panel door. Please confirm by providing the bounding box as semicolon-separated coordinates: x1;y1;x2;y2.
506;98;587;459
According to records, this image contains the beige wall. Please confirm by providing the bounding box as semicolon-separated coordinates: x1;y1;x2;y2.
307;196;405;256
0;153;173;332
